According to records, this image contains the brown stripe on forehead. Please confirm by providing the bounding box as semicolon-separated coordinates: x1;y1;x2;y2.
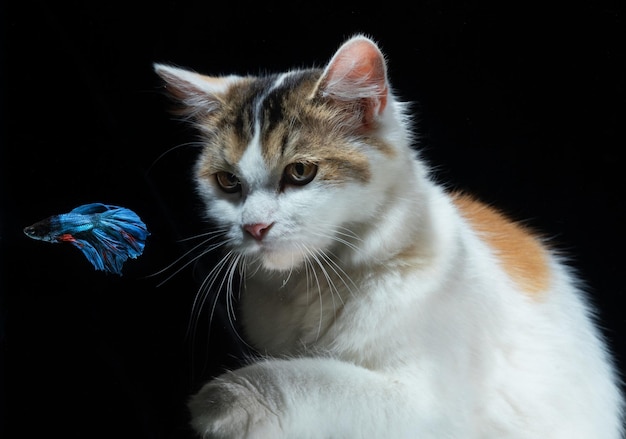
194;130;239;180
281;126;372;183
258;70;322;161
202;76;276;165
259;117;372;183
318;152;371;183
248;70;370;183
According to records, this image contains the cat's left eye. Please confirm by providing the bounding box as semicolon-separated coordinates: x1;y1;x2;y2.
215;171;241;193
283;162;318;186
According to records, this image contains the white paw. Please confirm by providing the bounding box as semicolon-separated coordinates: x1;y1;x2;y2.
188;373;282;439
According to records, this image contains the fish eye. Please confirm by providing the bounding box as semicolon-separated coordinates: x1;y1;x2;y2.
283;162;317;186
215;171;241;193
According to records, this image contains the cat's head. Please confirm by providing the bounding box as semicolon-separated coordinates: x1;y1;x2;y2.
155;35;416;272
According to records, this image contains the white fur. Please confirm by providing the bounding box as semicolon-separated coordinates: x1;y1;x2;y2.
167;37;624;438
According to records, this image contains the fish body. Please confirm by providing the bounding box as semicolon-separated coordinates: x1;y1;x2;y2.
24;203;150;275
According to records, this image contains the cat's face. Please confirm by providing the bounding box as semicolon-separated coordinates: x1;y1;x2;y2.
156;36;408;272
195;71;395;271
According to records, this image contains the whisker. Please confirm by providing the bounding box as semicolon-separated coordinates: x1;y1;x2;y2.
306;247;347;329
186;250;256;377
221;253;255;349
146;229;230;285
327;233;361;253
177;228;231;243
225;253;241;322
310;248;344;308
280;256;297;288
310;223;363;254
244;256;263;283
188;250;238;340
154;239;231;287
317;249;358;299
332;224;364;243
146;141;206;175
298;244;325;341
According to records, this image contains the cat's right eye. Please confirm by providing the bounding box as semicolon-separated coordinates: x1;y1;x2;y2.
215;171;241;193
283;162;318;186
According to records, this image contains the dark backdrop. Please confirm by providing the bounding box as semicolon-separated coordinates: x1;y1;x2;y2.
1;2;624;438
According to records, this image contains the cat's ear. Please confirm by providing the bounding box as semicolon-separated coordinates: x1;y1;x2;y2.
316;35;389;130
154;63;239;118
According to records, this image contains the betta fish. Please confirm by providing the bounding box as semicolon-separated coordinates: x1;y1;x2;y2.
23;203;150;275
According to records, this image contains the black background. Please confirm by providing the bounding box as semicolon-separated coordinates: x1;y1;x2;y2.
1;1;625;438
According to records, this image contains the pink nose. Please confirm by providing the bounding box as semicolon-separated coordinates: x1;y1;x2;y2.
243;222;273;241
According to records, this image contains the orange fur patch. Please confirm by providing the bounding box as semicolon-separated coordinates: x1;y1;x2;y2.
452;193;550;297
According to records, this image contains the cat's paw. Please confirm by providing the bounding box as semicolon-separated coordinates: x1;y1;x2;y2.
188;372;283;439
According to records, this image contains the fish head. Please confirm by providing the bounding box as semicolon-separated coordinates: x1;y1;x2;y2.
23;218;57;242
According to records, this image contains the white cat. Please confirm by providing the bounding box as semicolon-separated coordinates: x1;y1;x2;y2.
155;35;624;438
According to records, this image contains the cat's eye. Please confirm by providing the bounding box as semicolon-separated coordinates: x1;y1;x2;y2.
283;162;318;186
215;171;241;193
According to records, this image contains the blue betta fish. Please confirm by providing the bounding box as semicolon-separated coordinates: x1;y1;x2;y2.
23;203;150;275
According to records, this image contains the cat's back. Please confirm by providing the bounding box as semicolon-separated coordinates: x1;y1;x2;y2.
440;192;624;437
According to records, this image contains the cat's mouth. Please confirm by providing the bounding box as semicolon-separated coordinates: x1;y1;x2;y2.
239;224;342;272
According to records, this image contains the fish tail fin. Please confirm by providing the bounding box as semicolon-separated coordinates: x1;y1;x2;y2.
97;207;150;257
71;239;123;274
75;205;150;275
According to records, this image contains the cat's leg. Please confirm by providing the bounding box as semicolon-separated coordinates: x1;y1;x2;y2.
188;357;438;439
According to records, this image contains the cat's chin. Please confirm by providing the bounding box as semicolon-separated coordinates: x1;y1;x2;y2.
258;251;303;272
246;244;306;272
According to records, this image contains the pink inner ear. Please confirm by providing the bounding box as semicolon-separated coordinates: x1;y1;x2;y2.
320;37;389;123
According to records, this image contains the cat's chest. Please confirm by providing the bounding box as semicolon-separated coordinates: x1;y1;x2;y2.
240;270;358;356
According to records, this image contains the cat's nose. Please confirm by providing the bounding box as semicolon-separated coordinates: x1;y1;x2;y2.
243;222;274;241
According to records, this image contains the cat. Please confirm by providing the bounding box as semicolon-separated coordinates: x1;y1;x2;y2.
155;35;624;438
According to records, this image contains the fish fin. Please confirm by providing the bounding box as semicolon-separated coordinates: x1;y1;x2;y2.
73;204;150;275
70;237;126;275
95;207;150;254
69;203;111;215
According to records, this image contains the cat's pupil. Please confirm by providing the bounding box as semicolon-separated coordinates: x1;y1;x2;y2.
294;163;305;176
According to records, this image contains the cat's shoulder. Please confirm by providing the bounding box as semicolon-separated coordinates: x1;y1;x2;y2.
451;191;551;296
